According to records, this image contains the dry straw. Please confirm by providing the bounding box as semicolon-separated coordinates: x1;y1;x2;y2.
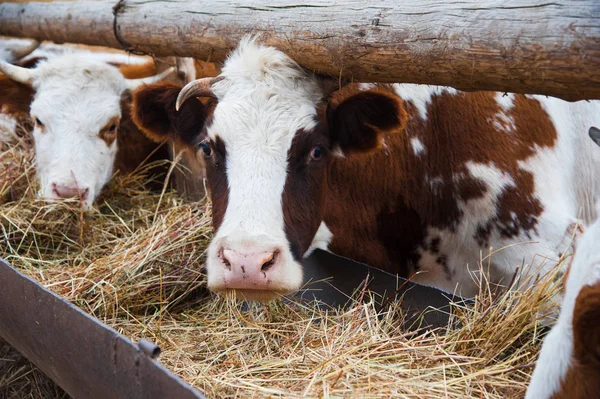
0;137;563;398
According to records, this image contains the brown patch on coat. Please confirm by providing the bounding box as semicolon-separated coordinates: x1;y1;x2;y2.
322;89;556;276
131;82;211;147
117;60;157;79
113;92;170;177
204;135;229;230
194;59;220;79
282;127;330;260
551;282;600;399
0;74;35;140
98;117;119;146
0;74;34;120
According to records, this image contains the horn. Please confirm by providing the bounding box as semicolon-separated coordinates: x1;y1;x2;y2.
10;40;40;61
589;127;600;147
0;61;35;86
125;67;176;91
176;77;221;111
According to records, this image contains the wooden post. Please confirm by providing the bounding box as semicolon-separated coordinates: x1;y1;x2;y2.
1;0;599;100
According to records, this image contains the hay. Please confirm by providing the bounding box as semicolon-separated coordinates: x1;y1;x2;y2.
0;338;69;399
0;138;560;398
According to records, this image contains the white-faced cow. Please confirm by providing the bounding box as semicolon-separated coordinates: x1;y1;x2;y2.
0;54;174;207
526;204;600;398
132;38;600;302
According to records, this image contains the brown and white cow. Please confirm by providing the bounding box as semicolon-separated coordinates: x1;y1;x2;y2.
526;202;600;398
525;128;600;399
0;53;174;207
132;38;600;302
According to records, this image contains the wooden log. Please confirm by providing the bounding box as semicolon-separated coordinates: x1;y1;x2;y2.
0;0;599;101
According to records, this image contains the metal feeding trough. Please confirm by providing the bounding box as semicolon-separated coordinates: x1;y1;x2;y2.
0;251;468;398
297;250;469;328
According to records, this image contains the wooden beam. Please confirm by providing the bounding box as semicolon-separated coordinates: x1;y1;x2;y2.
1;0;599;101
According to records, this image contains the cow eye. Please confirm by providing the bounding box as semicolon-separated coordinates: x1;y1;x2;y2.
35;118;43;127
310;146;323;160
199;141;212;157
108;124;117;133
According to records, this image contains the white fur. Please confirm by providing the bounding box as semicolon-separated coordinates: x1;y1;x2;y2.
306;222;333;257
410;137;425;155
205;38;322;295
18;42;149;66
526;214;600;398
394;84;457;120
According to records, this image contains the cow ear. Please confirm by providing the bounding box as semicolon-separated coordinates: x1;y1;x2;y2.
131;82;208;148
326;88;407;156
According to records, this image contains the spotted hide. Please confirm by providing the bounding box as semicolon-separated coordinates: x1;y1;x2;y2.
132;38;600;302
526;200;600;399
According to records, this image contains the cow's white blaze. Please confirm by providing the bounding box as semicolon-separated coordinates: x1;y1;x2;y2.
203;38;323;299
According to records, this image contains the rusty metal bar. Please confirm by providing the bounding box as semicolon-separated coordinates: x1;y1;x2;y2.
0;259;206;399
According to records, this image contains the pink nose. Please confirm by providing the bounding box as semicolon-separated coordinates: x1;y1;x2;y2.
219;247;281;291
52;183;89;200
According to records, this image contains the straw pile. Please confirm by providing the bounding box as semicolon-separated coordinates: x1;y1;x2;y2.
0;136;562;398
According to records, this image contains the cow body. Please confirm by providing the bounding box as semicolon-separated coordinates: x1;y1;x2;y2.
133;38;600;301
526;202;600;399
315;85;600;296
0;53;173;206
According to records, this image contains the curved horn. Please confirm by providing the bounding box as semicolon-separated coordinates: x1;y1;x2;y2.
10;40;40;61
125;67;175;91
176;77;220;111
0;61;35;86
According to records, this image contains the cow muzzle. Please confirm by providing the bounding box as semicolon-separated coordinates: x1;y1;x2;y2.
206;238;303;302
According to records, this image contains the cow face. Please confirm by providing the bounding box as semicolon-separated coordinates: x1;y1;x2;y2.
0;55;172;207
132;39;406;301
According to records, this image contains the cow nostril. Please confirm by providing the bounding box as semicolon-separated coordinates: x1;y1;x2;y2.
219;247;232;269
261;251;279;272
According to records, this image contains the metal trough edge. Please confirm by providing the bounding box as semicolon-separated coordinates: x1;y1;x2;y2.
0;258;206;399
298;249;471;329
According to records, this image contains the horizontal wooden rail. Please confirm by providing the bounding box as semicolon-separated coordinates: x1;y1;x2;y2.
1;0;599;100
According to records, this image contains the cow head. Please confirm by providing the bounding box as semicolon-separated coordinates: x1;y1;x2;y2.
132;38;406;301
0;55;173;207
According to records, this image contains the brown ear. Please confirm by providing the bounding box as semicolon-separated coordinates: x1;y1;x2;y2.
131;82;209;148
572;281;600;365
327;88;406;156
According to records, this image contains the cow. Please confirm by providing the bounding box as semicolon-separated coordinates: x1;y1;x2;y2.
131;38;600;302
0;53;174;207
526;203;600;398
525;128;600;399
